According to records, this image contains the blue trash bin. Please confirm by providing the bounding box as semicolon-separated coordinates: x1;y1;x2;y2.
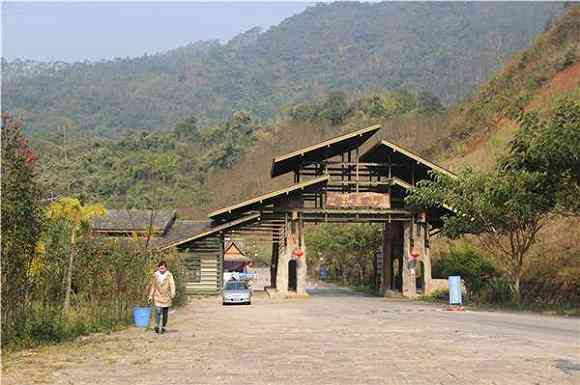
448;275;462;305
133;306;152;328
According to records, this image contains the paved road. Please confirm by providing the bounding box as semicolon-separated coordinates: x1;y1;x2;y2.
4;286;579;385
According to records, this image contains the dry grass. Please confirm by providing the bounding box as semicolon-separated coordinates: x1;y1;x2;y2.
446;62;580;173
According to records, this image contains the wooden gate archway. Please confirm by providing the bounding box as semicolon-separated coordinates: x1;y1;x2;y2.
159;125;455;298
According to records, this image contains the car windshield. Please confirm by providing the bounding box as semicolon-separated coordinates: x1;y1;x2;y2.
225;281;247;291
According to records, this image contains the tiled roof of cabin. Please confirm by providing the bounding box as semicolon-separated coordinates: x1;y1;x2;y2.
157;213;261;251
150;220;212;250
163;220;211;244
91;209;176;233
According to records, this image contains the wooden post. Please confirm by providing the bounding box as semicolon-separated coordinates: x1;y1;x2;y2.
296;213;308;296
277;210;306;295
270;239;279;289
341;153;345;192
355;147;360;193
402;221;417;298
219;234;225;292
276;223;290;295
417;211;432;294
381;222;393;295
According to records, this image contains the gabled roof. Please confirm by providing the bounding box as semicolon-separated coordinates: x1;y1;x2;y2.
271;125;381;177
158;213;261;251
91;209;176;234
208;175;329;221
360;139;455;179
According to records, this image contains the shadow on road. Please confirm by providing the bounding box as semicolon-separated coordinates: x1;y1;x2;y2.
306;283;373;298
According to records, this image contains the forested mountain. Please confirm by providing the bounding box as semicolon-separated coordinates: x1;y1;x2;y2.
31;89;439;210
200;4;579;218
3;2;563;136
1;59;70;80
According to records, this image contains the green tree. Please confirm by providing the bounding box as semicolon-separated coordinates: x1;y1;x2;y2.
406;168;553;302
501;98;580;216
321;91;349;126
46;197;106;313
307;223;382;286
288;103;316;122
407;99;580;302
1;114;44;342
433;242;496;298
175;115;198;140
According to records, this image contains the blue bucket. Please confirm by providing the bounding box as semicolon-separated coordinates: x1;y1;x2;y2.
133;306;152;328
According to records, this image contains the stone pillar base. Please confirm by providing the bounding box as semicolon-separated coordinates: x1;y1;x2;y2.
265;287;285;299
285;291;310;299
265;287;309;300
383;290;405;299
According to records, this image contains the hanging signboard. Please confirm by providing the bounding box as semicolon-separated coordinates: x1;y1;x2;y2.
326;192;390;209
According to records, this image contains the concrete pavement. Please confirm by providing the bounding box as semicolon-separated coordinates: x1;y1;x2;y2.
3;285;579;385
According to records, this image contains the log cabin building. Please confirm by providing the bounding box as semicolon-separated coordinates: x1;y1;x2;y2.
91;210;222;294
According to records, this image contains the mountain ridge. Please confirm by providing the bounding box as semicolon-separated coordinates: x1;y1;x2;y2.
2;2;564;135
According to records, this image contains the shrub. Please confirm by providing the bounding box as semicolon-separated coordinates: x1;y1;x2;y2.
424;289;450;303
3;235;187;350
433;242;496;299
481;277;513;305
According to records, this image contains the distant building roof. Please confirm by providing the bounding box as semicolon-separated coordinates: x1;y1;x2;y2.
270;125;381;177
225;240;244;255
91;209;176;234
224;241;251;262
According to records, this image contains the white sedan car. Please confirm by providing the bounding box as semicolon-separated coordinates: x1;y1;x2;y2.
222;280;252;305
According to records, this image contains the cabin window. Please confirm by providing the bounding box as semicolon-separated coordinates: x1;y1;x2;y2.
185;254;201;282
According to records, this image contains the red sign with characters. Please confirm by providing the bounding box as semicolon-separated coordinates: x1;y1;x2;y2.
326;192;390;209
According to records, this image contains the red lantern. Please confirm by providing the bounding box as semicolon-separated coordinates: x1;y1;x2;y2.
293;248;304;257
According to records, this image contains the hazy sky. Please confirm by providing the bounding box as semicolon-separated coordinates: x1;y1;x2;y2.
1;2;312;62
